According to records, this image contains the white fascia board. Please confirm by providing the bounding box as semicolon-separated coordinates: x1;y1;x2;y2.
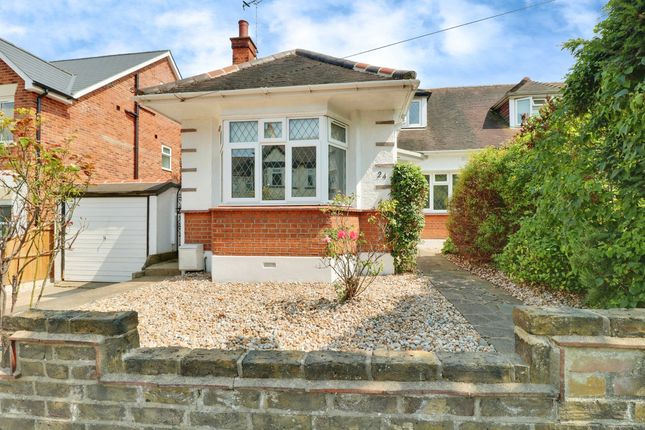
135;79;421;103
73;52;180;99
397;148;427;160
417;148;485;155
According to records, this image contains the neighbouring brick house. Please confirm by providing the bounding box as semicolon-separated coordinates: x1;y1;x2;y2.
398;78;563;238
0;38;183;282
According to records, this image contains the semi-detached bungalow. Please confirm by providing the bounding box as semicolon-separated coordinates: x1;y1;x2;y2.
138;20;562;283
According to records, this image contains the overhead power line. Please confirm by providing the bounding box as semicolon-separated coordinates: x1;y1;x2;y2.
342;0;557;58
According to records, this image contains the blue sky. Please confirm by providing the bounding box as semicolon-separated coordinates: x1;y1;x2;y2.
0;0;606;88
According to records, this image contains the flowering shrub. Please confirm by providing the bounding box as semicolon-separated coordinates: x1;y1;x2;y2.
320;195;384;303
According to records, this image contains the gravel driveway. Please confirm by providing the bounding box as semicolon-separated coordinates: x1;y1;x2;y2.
81;274;493;353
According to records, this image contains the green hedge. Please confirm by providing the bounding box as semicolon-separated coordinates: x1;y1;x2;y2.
446;0;645;307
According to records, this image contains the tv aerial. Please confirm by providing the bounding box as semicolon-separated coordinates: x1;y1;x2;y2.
242;0;263;49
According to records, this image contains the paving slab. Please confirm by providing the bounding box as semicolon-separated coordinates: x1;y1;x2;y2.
418;255;521;354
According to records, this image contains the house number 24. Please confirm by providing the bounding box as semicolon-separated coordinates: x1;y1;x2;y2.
377;171;387;180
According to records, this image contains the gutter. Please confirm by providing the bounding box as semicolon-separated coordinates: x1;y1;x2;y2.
35;89;48;143
135;79;421;103
32;81;75;105
397;148;427;160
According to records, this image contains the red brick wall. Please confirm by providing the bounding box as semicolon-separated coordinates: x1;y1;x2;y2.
184;207;389;257
0;58;180;184
422;214;449;239
183;211;213;251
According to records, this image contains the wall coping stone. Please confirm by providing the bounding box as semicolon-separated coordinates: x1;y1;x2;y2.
513;306;609;336
551;335;645;350
2;309;137;336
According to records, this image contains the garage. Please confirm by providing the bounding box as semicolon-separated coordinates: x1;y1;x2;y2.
61;182;179;283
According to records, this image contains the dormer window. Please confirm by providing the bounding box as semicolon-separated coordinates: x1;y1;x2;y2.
512;96;547;127
403;97;427;128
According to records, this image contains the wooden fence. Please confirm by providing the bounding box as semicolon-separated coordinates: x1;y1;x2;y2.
2;229;53;286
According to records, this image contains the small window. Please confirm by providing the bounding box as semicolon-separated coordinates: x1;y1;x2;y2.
513;97;549;127
263;121;283;140
0;205;10;237
403;98;426;128
425;172;459;212
161;145;172;171
328;145;346;200
289;118;319;141
0;100;14;142
230;121;258;143
330;122;347;144
231;148;255;198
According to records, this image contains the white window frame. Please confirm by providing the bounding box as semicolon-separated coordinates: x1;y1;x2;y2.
327;119;348;200
510;96;549;128
161;145;172;171
0;96;15;143
402;97;427;128
424;172;459;213
223;116;336;205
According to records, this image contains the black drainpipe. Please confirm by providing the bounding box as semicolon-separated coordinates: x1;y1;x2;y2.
126;74;141;179
36;89;48;153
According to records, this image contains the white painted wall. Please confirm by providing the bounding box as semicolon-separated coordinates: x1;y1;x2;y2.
405;149;482;173
175;89;409;212
154;187;178;254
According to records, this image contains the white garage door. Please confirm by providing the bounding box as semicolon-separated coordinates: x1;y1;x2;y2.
64;197;147;282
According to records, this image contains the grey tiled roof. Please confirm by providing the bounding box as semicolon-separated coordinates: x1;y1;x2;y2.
398;84;519;152
0;37;75;96
141;49;416;95
51;51;170;94
0;37;174;98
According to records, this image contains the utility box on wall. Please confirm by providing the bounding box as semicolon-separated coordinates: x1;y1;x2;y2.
179;243;205;272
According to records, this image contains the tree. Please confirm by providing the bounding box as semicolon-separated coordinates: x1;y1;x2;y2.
0;109;92;319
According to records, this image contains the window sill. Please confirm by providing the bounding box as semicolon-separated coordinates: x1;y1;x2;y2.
401;125;426;130
162;167;172;172
424;210;448;215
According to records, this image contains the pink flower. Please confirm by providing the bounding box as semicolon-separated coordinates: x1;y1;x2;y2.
349;231;358;240
337;230;347;239
323;236;332;244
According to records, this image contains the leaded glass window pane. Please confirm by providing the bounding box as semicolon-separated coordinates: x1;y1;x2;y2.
230;121;258;143
433;184;449;211
0;101;14;142
289;118;319;140
516;98;530;125
0;205;10;237
435;174;448;182
330;122;346;143
231;148;255;198
262;145;285;200
452;174;459;189
292;146;316;198
328;146;346;200
263;121;282;139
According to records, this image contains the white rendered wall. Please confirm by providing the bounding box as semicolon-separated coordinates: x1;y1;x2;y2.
180;119;215;211
155;187;178;254
407;149;482;173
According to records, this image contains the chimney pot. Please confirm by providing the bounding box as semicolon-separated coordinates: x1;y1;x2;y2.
230;19;257;65
238;20;249;38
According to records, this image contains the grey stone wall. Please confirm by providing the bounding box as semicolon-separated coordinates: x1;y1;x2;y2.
0;307;642;429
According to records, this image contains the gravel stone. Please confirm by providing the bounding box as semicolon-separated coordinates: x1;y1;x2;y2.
82;274;493;353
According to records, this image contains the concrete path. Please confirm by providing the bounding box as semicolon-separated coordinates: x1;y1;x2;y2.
418;255;521;354
8;276;168;314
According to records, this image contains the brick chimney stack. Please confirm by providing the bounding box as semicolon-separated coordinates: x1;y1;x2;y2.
230;20;257;65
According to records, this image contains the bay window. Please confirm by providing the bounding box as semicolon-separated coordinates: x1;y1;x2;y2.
224;116;346;204
424;172;459;212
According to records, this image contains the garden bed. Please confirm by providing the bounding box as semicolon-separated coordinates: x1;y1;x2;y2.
81;274;493;353
445;254;583;308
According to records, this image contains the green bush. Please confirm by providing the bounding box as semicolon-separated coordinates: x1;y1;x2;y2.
447;141;532;263
380;163;428;273
441;237;458;255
